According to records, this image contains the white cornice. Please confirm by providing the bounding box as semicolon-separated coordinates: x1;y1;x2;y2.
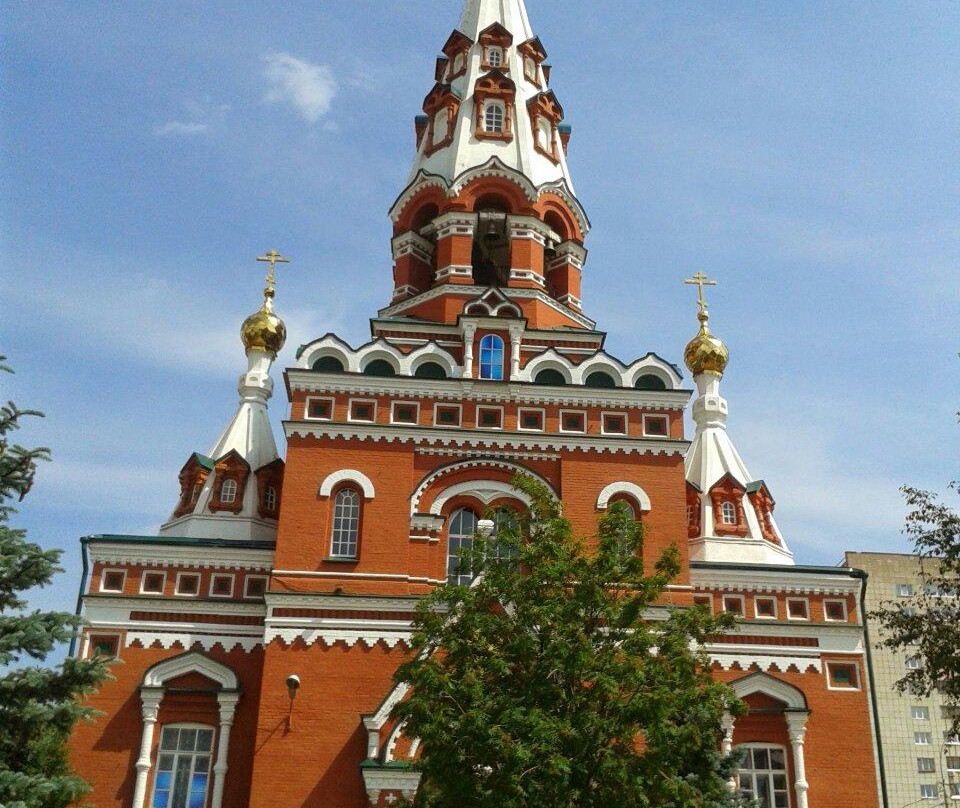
284;420;689;456
285;370;690;409
690;566;862;595
265;593;423;612
82;595;266;618
86;541;275;571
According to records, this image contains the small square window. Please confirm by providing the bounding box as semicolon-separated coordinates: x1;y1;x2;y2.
920;784;936;799
140;571;166;595
518;408;545;431
912;706;930;720
244;575;268;599
827;661;860;690
560;411;586;434
306;397;334;420
100;569;126;593
824;599;847;622
946;733;960;745
915;732;933;745
602;413;627;435
89;635;119;658
391;401;419;425
906;655;922;670
786;598;810;620
209;573;234;598
722;595;744;616
917;757;936;773
693;594;713;613
477;406;503;429
175;573;201;597
754;596;777;619
946;756;960;771
897;583;914;597
435;404;461;427
349;400;376;423
642;414;669;437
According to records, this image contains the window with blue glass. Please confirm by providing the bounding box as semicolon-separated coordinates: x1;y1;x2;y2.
478;334;505;380
152;725;214;808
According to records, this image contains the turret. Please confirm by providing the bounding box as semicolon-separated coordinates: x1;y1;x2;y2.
682;273;794;565
159;251;289;542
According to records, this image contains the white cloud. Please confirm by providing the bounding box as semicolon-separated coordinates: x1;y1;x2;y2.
154;121;209;136
262;53;337;123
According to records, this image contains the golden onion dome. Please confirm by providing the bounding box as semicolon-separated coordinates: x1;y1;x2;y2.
684;310;729;377
241;293;287;356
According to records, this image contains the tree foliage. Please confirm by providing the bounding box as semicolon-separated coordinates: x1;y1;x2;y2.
0;357;111;808
873;479;960;733
392;474;746;808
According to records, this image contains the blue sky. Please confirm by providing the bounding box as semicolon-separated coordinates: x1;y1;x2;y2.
2;1;958;628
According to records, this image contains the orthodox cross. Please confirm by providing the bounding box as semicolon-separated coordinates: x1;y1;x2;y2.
684;271;717;316
256;249;291;297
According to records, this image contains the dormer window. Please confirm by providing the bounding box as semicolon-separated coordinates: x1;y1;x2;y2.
537;117;552;151
220;478;238;505
484;101;505;133
264;486;277;512
527;91;563;163
486;46;504;67
478;334;505;380
708;473;748;537
433;109;448;143
720;500;736;525
422;82;460;156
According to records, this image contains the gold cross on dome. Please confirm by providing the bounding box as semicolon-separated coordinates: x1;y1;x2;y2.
684;271;717;315
256;249;291;296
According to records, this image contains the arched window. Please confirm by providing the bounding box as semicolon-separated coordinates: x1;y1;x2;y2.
447;508;478;584
585;370;617;389
362;359;397;378
330;488;361;558
264;486;277;512
152;724;214;808
534;368;567;386
721;500;737;525
414;361;448;380
635;373;667;391
313;355;345;372
736;745;789;808
219;478;237;505
478;335;505;380
483;101;505;133
486;46;503;67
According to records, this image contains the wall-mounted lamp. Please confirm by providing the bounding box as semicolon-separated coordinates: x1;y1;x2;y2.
477;519;495;539
285;674;301;732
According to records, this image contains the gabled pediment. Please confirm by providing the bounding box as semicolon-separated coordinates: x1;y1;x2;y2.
441;29;473;57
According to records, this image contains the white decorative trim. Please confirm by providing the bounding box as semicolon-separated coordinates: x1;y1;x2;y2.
130;632;262;653
88;541;274;572
391;400;421;426
174;571;201;597
690;566;862;596
709;653;822;674
318;469;376;499
432;401;463;428
142;650;239;689
436;265;474;280
411;514;446;533
825;660;862;691
100;568;127;593
272;569;447;586
517;406;546;432
753;594;779;619
304;395;335;421
347;397;378;424
596;481;652;512
642;413;670;438
600;411;628;437
508;269;545;286
786;597;811;621
265;626;411;649
728;670;811;709
208;573;235;599
429;480;531;515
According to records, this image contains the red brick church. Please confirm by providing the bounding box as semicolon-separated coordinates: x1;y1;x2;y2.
69;1;884;806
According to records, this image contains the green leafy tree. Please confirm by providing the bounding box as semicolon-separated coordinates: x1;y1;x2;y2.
873;478;960;734
0;357;111;808
392;474;746;808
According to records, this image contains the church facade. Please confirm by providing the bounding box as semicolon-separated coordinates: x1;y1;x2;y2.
69;2;885;807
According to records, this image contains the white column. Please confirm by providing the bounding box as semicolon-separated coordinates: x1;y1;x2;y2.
132;687;164;808
461;323;477;379
210;691;240;808
720;711;737;792
508;324;523;379
786;712;810;808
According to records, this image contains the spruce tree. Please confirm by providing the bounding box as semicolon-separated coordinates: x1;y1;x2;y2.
0;357;110;808
393;474;747;808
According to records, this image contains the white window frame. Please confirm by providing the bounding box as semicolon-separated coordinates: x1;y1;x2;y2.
483;100;506;133
329;487;362;559
208;573;235;599
263;484;278;512
897;583;914;597
786;597;810;621
347;398;377;424
151;723;216;808
825;660;861;691
736;743;791;808
475;404;505;430
243;574;268;599
517;406;546;432
559;409;587;435
915;732;933;746
917;757;936;773
919;783;936;800
753;595;778;620
721;594;745;617
85;631;122;660
906;655;922;670
432;108;448;143
692;594;714;614
912;706;930;720
174;571;202;598
305;395;335;421
486;46;504;68
100;568;127;593
219;477;238;504
720;500;737;525
139;570;167;595
823;598;848;622
433;402;463;428
446;507;479;585
642;413;670;438
390;400;421;426
601;411;629;436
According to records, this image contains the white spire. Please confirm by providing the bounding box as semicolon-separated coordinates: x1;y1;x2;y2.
407;0;576;192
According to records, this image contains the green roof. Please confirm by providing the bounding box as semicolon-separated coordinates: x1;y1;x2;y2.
82;534;275;550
